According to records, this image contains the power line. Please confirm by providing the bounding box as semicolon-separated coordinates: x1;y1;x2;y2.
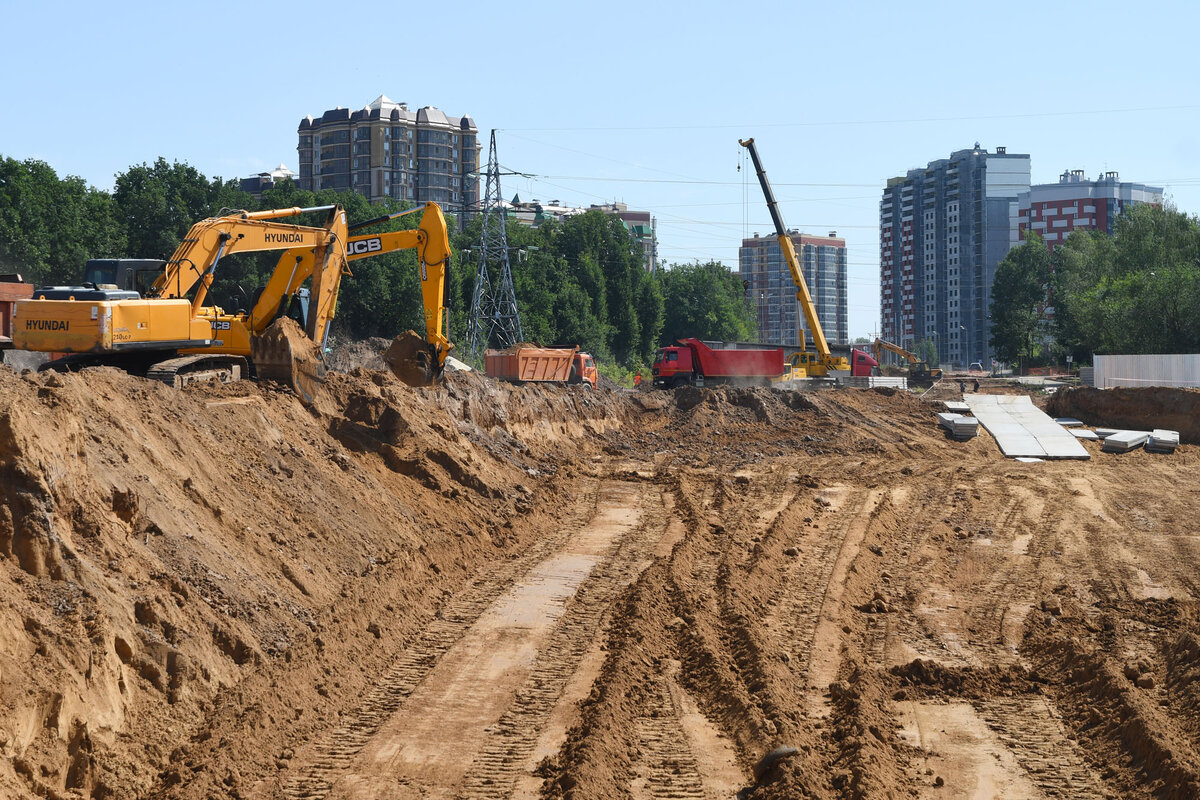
499;104;1200;133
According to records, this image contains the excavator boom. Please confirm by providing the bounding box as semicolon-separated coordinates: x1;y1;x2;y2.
250;202;453;385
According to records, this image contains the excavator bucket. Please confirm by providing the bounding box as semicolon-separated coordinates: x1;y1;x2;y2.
384;330;441;387
251;318;326;404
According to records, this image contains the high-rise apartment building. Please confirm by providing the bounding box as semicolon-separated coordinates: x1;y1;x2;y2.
880;145;1030;369
296;95;479;214
1016;170;1162;248
739;231;847;347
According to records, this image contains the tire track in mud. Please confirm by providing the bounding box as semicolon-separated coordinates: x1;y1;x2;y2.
763;486;881;710
892;482;1109;797
631;678;707;800
976;696;1108;798
281;479;603;800
624;467;794;800
964;495;1055;664
454;483;671;799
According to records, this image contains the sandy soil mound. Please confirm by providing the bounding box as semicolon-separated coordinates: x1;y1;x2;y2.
10;367;1196;800
0;361;647;799
325;337;390;373
1048;386;1200;443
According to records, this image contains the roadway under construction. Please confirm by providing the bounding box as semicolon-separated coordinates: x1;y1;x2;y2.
0;352;1198;800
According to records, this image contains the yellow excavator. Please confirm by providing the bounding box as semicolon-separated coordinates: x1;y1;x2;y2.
13;201;453;399
871;338;943;384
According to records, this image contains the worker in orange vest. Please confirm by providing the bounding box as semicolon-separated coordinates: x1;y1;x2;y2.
634;373;642;387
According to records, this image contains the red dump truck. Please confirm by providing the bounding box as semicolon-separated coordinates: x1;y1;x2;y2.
485;346;598;389
0;274;34;350
651;338;786;388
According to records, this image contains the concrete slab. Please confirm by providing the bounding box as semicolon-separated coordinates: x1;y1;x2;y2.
965;395;1090;460
1070;429;1101;440
944;401;971;413
1102;430;1149;453
1054;417;1084;427
1147;429;1180;454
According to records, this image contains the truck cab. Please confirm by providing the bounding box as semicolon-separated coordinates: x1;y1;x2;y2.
651;345;693;387
850;348;878;376
571;352;598;389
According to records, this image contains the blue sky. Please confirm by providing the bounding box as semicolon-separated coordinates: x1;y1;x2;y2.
3;1;1197;339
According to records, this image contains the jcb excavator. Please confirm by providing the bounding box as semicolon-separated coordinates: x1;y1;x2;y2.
871;338;943;385
739;138;854;379
13;201;453;400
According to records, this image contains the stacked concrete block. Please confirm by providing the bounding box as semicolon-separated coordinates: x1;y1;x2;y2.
1101;430;1149;453
938;412;980;441
1146;429;1180;454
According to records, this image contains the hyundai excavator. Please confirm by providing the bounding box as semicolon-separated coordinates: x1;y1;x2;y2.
739;138;859;380
13;201;453;400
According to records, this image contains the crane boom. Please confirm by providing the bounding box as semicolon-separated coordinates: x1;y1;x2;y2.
739;138;845;375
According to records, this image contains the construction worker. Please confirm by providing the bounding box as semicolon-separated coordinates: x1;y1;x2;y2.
634;373;642;388
973;378;981;393
958;379;966;395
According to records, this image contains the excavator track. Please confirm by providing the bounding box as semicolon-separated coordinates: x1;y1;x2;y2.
146;354;248;389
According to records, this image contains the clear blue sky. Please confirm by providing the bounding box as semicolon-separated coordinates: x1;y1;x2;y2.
3;1;1197;339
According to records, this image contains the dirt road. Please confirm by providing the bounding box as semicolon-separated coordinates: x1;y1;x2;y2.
2;364;1199;800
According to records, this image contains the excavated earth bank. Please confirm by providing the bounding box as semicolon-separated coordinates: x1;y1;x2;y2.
1;361;1199;800
1048;385;1200;444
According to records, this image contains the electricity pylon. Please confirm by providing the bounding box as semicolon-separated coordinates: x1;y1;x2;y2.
465;129;523;361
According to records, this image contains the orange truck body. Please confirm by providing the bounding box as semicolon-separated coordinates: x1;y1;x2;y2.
485;346;598;389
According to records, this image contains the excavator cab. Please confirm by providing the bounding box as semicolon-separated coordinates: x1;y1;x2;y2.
82;259;167;295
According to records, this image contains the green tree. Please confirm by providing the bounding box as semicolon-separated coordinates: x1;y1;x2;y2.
656;260;756;346
913;337;938;367
1053;204;1200;355
0;156;125;284
989;232;1052;366
114;158;251;259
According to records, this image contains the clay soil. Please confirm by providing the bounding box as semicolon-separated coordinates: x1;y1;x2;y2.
2;357;1199;800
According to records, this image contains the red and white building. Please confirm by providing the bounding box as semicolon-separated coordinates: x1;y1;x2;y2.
1016;170;1162;248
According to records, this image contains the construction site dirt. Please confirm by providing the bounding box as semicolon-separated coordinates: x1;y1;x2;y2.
2;360;1199;800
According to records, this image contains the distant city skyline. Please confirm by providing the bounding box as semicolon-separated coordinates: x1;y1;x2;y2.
1;1;1197;340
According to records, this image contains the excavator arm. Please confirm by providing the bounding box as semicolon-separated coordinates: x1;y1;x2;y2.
148;204;341;308
873;338;919;365
255;201;453;378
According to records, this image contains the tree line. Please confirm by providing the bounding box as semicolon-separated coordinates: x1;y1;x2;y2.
989;204;1200;366
0;155;755;372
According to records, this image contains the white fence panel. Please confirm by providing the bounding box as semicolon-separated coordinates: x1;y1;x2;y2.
1094;354;1200;388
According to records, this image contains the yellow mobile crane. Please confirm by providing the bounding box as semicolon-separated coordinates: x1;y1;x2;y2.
739;138;851;379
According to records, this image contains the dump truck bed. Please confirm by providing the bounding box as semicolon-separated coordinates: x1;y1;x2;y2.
682;338;785;378
485;347;579;383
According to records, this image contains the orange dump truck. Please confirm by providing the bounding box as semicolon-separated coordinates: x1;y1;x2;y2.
0;274;34;349
485;346;598;389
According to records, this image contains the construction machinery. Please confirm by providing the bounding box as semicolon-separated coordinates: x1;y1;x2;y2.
871;338;943;384
266;202;454;388
485;346;598;389
0;274;34;351
13;201;453;399
739;138;859;380
652;338;786;388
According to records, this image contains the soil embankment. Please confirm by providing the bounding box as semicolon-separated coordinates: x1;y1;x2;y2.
1048;385;1200;443
3;360;1200;800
